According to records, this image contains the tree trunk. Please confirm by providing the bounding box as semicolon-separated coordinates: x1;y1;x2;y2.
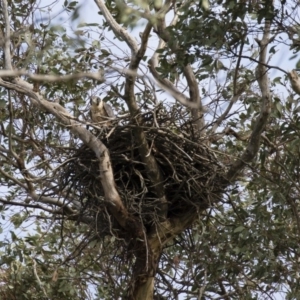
129;215;197;299
129;238;162;300
134;277;155;300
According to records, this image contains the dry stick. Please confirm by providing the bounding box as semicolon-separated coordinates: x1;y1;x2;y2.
0;198;61;214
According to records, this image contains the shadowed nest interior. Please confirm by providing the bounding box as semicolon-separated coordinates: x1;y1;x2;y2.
60;107;228;234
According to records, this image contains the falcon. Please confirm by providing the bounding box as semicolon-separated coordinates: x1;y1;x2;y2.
90;96;115;127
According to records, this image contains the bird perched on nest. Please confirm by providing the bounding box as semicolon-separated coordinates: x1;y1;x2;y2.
90;96;115;127
288;70;300;95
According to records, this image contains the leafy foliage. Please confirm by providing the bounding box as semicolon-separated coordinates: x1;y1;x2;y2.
0;0;300;299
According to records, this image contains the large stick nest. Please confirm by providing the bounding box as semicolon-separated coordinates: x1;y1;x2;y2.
60;106;228;235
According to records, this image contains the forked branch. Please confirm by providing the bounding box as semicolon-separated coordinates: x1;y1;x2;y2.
94;0;138;57
0;77;129;229
124;22;168;221
149;5;205;134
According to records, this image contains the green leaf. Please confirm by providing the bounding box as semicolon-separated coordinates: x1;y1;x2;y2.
234;226;245;233
276;102;282;114
0;99;6;108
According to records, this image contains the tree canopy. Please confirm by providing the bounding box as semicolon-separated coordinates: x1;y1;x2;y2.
0;0;300;299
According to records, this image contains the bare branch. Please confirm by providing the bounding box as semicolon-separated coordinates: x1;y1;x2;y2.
123;22;168;220
236;54;287;75
30;194;76;213
137;23;153;66
198;269;207;299
148;57;199;108
33;259;49;298
94;0;138;57
183;65;205;135
2;0;12;70
0;77;130;229
211;93;241;133
147;9;200;108
110;62;200;108
0;166;27;189
227;20;272;181
148;4;205;130
7;92;36;196
0;197;67;214
0;69;104;83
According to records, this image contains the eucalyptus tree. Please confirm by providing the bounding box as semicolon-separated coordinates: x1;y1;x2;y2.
0;0;300;299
